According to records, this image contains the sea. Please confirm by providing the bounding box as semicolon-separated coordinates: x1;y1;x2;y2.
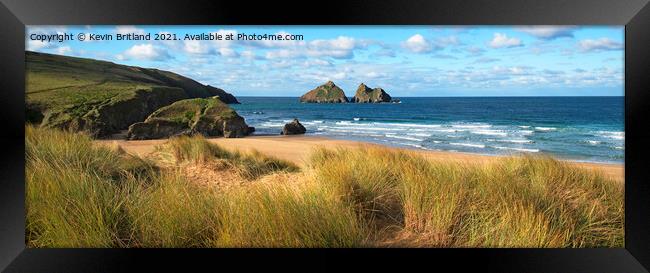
231;97;624;164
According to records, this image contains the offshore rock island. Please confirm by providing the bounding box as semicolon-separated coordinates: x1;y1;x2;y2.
299;81;394;103
353;83;392;103
299;81;349;103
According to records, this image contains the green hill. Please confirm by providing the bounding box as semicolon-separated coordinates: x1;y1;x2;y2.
26;51;239;137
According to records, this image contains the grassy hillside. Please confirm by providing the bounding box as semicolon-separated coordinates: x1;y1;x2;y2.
26;51;239;137
26;126;623;247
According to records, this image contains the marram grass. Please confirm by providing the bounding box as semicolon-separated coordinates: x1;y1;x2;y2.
25;126;623;248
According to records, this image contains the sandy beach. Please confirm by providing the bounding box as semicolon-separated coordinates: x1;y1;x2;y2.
96;135;624;182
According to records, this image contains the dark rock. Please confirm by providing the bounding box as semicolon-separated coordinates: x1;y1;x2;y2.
299;81;349;103
352;83;392;103
127;96;251;140
281;119;307;135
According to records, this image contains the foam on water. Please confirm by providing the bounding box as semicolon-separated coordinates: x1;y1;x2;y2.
233;97;624;163
450;142;486;149
535;127;557;131
492;146;540;152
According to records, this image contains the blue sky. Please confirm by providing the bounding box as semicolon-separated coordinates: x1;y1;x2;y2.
26;26;624;96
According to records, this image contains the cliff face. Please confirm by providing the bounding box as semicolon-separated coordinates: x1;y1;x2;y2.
352;83;392;103
127;97;252;140
299;81;349;103
26;51;239;137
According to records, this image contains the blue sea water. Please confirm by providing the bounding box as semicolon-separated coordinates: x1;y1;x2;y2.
231;97;624;163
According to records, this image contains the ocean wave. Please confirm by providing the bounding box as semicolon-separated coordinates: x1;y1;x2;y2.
385;134;424;142
353;117;361;121
259;122;285;127
393;142;424;149
450;142;485;148
378;122;443;128
535;127;557;132
435;129;459;133
492;146;540;153
488;138;533;144
323;126;402;131
587;140;601;145
596;131;625;140
518;126;531;129
451;123;492;129
471;129;508;136
407;132;433;137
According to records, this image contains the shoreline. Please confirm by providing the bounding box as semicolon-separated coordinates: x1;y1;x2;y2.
97;134;624;182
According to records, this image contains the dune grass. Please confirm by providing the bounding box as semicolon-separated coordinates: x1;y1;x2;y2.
25;126;623;248
309;147;624;247
152;135;299;180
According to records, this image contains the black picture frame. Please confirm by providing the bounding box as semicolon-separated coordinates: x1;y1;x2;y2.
1;0;649;272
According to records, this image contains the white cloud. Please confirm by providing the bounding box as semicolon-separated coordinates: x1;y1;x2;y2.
262;36;365;60
488;33;523;48
241;50;259;60
465;46;485;56
118;44;172;61
302;59;332;67
517;26;576;40
578;38;623;52
55;46;72;55
183;40;213;54
402;34;433;53
306;36;360;59
365;71;386;78
265;49;300;59
115;26;146;35
435;35;461;47
27;40;49;51
218;47;238;58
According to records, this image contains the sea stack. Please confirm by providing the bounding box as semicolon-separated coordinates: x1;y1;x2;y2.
299;81;349;103
352;83;392;103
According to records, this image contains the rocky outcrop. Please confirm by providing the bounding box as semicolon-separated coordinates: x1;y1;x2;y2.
40;86;188;137
299;81;349;103
281;119;306;135
127;96;252;140
352;83;392;103
26;51;239;138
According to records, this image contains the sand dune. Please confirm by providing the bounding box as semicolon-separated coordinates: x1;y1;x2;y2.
96;135;624;182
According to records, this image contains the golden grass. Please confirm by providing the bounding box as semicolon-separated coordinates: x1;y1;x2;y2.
25;126;623;248
308;147;623;247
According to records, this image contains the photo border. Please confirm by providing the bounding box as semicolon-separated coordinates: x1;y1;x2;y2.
1;0;649;271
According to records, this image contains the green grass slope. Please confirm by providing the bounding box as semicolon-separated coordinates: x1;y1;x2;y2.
26;51;239;137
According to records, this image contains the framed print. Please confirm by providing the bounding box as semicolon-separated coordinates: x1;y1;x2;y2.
1;0;649;272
